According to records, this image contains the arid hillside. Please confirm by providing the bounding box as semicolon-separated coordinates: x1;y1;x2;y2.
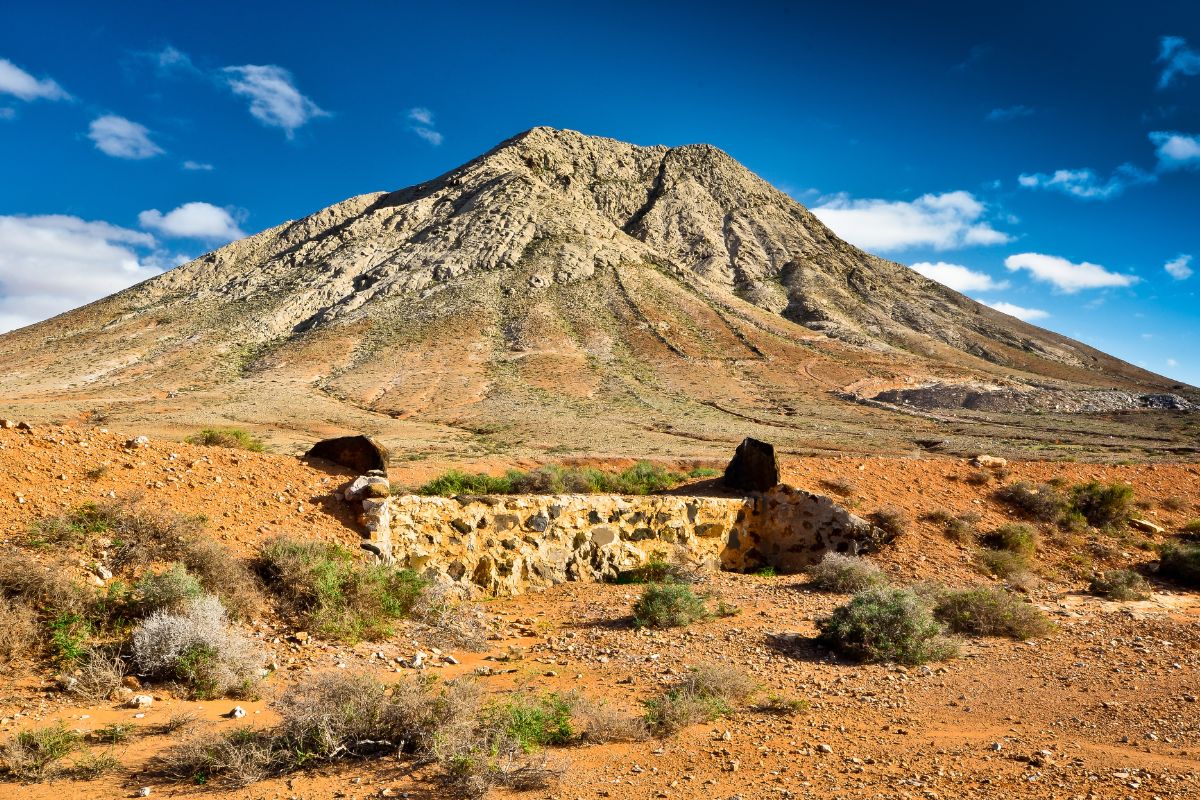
0;128;1195;462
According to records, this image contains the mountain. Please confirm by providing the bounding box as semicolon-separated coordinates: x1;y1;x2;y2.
1;128;1194;461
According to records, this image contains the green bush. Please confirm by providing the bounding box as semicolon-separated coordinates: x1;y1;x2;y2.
48;612;93;665
487;693;575;751
615;557;692;585
185;428;265;452
0;723;82;781
138;564;204;613
1159;542;1200;588
27;501;116;546
1070;482;1134;528
1089;569;1151;600
974;549;1031;579
806;553;887;592
816;587;957;665
632;583;708;628
933;586;1053;639
416;461;695;496
980;523;1038;555
994;482;1069;523
260;537;425;641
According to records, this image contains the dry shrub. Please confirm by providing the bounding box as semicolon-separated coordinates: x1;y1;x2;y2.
980;523;1038;555
177;538;263;620
0;546;92;617
820;477;855;496
564;693;648;743
867;506;909;543
933;586;1054;640
137;564;204;614
66;647;126;701
409;583;491;651
643;664;756;734
0;723;82;781
1089;569;1151;601
994;481;1069;523
974;549;1031;579
131;596;261;699
806;553;887;592
0;597;37;666
159;727;279;788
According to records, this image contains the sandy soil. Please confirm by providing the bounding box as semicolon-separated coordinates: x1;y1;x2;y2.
2;423;1199;799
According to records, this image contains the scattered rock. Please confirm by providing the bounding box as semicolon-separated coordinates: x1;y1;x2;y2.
1130;518;1165;535
127;694;153;709
971;455;1008;469
126;435;150;448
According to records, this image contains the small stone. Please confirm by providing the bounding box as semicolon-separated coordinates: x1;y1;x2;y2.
136;787;152;797
817;744;833;754
127;694;153;709
227;706;247;719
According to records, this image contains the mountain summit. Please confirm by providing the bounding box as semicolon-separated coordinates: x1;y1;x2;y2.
1;128;1193;459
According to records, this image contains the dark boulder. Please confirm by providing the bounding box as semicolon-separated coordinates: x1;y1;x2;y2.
722;437;779;492
306;435;389;474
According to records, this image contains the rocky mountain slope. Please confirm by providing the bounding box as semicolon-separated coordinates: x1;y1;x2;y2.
0;128;1194;460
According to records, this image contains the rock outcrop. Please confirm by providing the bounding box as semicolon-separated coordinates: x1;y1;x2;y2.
307;435;390;473
722;437;780;493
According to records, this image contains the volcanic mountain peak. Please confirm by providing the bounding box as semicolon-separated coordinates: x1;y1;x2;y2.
0;128;1192;459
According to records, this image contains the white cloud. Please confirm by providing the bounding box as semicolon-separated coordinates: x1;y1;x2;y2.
1167;358;1179;368
0;57;70;101
1017;164;1155;199
810;190;1011;252
1004;252;1138;293
0;215;162;332
87;115;164;159
223;64;327;137
909;261;1009;292
147;44;197;75
182;160;214;171
1149;131;1200;170
1157;36;1200;89
984;300;1049;321
986;105;1034;122
1164;254;1193;280
138;202;245;241
406;106;443;146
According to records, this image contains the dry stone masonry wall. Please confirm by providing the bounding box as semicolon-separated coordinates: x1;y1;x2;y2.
353;484;885;596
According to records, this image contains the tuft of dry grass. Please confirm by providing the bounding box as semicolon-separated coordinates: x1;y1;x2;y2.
643;664;757;734
0;597;37;666
806;553;887;592
0;723;82;781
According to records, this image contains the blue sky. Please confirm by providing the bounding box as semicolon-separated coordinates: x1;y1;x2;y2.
1;0;1197;385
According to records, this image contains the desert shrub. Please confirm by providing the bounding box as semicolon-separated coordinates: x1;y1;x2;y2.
177;538;263;620
1183;520;1200;533
275;671;413;760
994;481;1069;523
131;596;261;699
185;428;265;452
1089;569;1151;600
94;723;135;744
1070;482;1134;528
0;723;81;781
417;461;693;497
1158;542;1200;588
933;586;1053;639
26;501;116;546
867;506;909;541
643;664;756;734
980;523;1038;555
564;693;648;743
816;587;957;665
0;546;92;617
964;470;992;486
137;564;204;613
632;583;708;628
160;727;279;788
67;646;126;700
408;584;491;651
486;692;575;751
806;553;887;592
0;597;37;666
1161;496;1187;512
752;694;809;715
616;556;697;585
48;612;93;665
974;549;1031;579
923;511;980;544
260;536;424;640
820;477;855;496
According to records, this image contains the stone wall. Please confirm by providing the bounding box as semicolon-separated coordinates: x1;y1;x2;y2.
361;486;884;596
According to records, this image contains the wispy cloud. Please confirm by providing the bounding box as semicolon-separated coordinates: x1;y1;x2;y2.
87;115;164;159
985;105;1034;122
984;300;1049;321
223;65;327;137
1017;164;1155;200
138;202;245;242
909;261;1009;292
181;160;214;171
1157;36;1200;89
406;106;443;146
1004;252;1138;293
1164;254;1193;280
0;57;70;102
135;44;200;76
1149;131;1200;170
811;190;1010;252
952;44;991;72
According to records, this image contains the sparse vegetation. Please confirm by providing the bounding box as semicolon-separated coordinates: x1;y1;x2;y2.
643;664;757;734
66;646;126;700
994;481;1069;523
974;549;1031;579
806;553;887;592
416;461;705;496
816;587;957;665
923;510;979;544
0;597;36;666
131;596;261;699
1158;542;1200;588
752;694;809;715
184;428;265;452
487;692;575;751
820;476;855;496
137;564;204;613
1089;569;1151;600
933;586;1054;639
980;523;1038;555
632;583;709;628
867;506;909;541
1;723;82;781
1070;481;1134;528
616;556;697;585
259;536;425;641
994;480;1135;530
